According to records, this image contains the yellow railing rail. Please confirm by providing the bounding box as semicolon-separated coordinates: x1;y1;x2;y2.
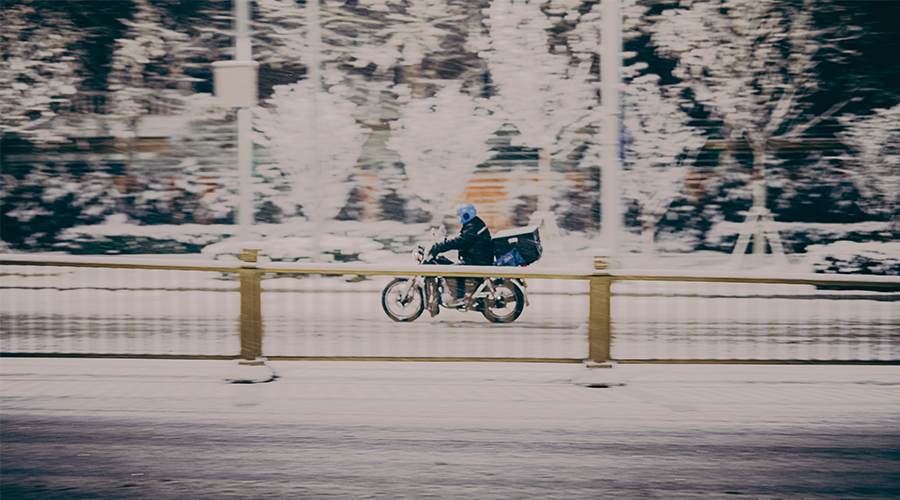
2;251;898;363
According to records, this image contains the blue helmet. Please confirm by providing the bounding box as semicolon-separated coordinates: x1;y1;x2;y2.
456;203;476;224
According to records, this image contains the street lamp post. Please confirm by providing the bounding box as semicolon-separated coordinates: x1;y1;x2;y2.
213;0;258;241
307;0;324;261
599;0;622;263
236;0;253;241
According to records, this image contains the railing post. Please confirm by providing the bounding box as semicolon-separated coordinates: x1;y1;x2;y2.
229;248;274;383
588;256;613;364
239;249;263;361
574;254;623;387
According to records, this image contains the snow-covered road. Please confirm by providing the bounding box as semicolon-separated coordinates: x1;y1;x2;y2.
2;359;899;499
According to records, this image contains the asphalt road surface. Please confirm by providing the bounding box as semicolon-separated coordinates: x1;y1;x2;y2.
2;360;899;499
3;413;900;499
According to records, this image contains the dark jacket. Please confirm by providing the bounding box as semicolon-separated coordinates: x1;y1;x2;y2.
431;216;494;266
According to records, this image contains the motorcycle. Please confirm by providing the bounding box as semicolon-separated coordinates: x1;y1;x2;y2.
381;229;528;324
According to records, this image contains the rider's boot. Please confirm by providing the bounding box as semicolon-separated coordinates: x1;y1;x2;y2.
439;278;458;306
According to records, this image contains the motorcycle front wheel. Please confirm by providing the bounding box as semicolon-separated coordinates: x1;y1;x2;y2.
482;279;525;323
382;278;425;322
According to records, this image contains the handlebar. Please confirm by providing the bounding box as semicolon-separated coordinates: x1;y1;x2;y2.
414;245;454;266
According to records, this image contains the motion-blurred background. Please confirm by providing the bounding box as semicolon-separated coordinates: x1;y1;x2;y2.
2;0;898;272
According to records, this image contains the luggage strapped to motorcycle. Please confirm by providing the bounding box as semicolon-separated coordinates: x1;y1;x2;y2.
492;225;542;267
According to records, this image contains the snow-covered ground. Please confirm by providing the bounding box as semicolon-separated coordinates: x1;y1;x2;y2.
50;218;900;270
3;358;899;499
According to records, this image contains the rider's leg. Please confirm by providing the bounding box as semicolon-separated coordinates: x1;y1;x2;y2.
439;277;460;306
440;277;467;307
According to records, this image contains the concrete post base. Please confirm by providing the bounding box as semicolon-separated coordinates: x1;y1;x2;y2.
227;357;277;384
571;361;625;388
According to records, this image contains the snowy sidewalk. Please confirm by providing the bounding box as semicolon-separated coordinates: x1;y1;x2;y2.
2;359;899;499
2;358;898;426
0;358;900;434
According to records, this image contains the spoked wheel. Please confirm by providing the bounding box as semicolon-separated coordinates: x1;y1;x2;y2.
382;278;425;322
482;279;525;323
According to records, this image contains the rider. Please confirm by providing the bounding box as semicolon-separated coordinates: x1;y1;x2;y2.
429;203;493;307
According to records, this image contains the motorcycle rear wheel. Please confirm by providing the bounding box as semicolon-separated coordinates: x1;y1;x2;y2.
382;278;425;322
482;279;525;323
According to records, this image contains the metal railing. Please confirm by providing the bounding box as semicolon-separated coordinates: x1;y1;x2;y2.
1;252;898;364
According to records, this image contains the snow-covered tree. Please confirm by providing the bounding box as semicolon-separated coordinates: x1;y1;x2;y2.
107;0;200;136
651;0;860;259
253;0;476;127
253;81;369;229
386;82;502;226
0;162;123;248
620;75;705;258
254;0;383;66
0;2;85;142
565;0;650;80
838;104;900;230
374;0;466;97
481;0;601;220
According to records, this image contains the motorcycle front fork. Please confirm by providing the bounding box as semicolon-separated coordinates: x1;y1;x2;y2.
400;276;421;303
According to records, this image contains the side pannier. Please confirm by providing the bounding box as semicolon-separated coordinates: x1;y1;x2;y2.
492;225;542;266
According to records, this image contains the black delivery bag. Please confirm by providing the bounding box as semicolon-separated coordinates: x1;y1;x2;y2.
492;225;542;266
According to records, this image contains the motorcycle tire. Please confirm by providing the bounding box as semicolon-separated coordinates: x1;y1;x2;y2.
482;279;525;323
382;278;425;322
